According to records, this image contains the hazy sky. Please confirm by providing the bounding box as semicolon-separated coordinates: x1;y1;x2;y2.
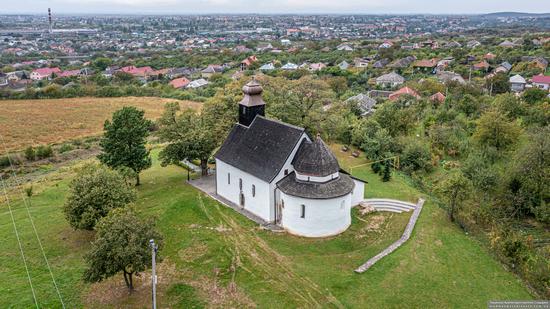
1;0;549;15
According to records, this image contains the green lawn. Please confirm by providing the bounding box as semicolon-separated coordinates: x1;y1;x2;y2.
0;149;533;308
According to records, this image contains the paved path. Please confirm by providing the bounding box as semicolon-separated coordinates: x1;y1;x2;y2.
188;174;284;232
355;198;425;273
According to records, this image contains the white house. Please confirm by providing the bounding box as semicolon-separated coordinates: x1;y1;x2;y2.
375;72;405;88
281;62;298;70
509;74;527;93
214;81;365;237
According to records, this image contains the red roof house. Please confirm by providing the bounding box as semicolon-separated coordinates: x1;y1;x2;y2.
57;69;81;78
430;92;446;103
532;74;550;90
169;77;191;89
389;86;420;100
120;66;155;77
30;67;61;80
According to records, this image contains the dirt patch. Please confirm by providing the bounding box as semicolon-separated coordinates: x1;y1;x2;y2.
178;243;209;262
356;214;386;239
59;228;95;250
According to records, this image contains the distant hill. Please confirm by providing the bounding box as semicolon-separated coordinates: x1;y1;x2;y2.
483;12;550;18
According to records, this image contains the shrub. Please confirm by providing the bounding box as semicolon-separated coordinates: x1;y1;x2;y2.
24;146;36;161
59;143;74;153
0;156;11;168
35;145;53;159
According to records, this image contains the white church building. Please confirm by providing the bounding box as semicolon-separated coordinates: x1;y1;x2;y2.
214;80;365;237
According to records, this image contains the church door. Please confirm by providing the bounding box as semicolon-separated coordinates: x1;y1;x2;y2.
239;192;245;207
276;200;283;224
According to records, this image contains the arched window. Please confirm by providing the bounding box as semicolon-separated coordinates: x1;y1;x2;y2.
300;204;306;218
239;178;243;190
227;173;230;184
252;185;255;197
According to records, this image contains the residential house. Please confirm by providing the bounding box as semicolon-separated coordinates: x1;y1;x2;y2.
509;74;527;92
437;71;466;84
499;40;516;48
309;63;326;72
445;41;462;48
0;73;7;86
167;67;194;79
389;86;420;101
372;58;390;69
240;55;258;71
259;63;275;71
473;60;490;72
484;53;496;61
466;40;481;48
103;66;120;78
429;92;446;103
56;69;81;78
234;45;252;53
336;43;353;51
201;65;223;79
345;93;377;116
495;62;512;74
367;90;393;99
375;72;405;88
379;41;393;49
401;43;419;50
256;43;273;52
281;63;298;70
30;67;61;80
532;74;550;91
413;58;438;73
187;78;209;89
6;70;28;82
169;77;191;89
388;56;416;69
338;61;350;70
353;58;369;68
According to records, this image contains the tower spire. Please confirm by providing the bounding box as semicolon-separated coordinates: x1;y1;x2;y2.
238;79;266;126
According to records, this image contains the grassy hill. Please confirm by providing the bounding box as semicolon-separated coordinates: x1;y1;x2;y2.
0;148;532;308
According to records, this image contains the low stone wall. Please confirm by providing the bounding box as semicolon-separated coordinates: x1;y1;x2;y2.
354;198;425;273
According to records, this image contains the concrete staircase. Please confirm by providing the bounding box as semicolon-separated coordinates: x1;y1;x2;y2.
362;198;416;213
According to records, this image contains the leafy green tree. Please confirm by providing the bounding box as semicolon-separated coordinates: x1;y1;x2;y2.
435;170;471;222
381;160;392;182
494;93;524;119
157;103;217;175
63;163;136;230
91;57;113;71
486;73;510;95
473;110;521;152
99;107;152;185
83;207;162;291
510;127;550;222
399;139;433;174
522;88;548;105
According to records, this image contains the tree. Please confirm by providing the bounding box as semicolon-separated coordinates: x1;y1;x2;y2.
399;139;433;175
510;127;550;223
83;207;162;291
157;103;217;176
99;106;152;185
486;73;510;95
522;88;548;105
473;110;521;152
91;57;113;71
63;163;136;230
436;170;471;222
381;160;392;182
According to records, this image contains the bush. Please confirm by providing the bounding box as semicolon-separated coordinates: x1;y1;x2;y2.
24;146;36;161
0;156;11;167
63;163;136;230
35;145;53;159
399;139;433;174
59;143;74;153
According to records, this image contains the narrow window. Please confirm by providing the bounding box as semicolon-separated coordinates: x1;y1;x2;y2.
300;204;305;218
284;169;288;176
252;185;255;197
239;178;243;190
228;173;230;184
307;176;310;182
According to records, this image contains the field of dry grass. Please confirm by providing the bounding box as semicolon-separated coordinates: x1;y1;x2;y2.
0;97;201;152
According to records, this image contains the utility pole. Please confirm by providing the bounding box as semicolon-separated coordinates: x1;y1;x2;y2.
149;239;158;309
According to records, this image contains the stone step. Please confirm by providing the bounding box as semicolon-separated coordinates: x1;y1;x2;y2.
369;202;415;210
363;198;416;208
373;205;412;213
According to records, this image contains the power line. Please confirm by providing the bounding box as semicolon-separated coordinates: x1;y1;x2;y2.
0;135;66;308
0;170;39;308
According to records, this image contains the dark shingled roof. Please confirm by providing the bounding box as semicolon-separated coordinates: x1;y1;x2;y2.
276;172;355;199
214;116;305;183
292;135;340;177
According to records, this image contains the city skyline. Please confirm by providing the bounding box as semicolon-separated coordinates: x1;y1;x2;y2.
1;0;550;15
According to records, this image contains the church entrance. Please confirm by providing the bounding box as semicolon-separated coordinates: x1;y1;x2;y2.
239;192;245;207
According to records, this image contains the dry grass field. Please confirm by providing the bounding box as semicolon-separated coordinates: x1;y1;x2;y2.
0;97;201;152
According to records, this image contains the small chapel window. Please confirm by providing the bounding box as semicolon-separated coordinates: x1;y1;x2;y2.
284;169;288;176
239;178;243;190
252;185;256;197
300;204;306;218
228;173;230;184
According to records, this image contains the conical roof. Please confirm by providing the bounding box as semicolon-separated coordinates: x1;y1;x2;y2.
293;135;340;177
